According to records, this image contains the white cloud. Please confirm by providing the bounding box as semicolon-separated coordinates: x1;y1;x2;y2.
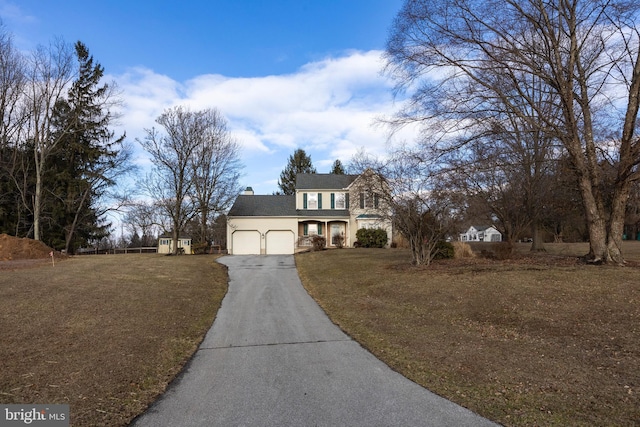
0;1;37;24
111;50;415;194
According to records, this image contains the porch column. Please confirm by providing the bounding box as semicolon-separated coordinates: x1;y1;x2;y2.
325;220;329;246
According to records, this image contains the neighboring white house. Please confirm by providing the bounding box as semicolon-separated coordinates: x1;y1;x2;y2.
226;170;393;255
158;234;192;254
459;225;502;242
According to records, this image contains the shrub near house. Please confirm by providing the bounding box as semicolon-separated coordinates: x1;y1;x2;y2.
356;228;388;248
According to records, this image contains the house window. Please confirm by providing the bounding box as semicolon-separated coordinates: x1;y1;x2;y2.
359;192;379;209
331;192;348;209
303;223;323;236
359;221;379;230
307;193;318;209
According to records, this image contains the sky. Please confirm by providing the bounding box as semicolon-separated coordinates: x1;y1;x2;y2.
1;0;415;196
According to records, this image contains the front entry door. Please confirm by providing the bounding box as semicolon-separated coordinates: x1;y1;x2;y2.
330;223;345;246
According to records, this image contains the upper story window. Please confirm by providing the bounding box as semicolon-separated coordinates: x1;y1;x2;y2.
308;193;317;209
331;192;346;209
303;193;322;209
359;192;379;209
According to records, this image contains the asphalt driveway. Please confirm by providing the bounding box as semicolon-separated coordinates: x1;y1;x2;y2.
131;255;498;427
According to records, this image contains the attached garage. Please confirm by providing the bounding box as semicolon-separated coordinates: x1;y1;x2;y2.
231;230;261;255
265;230;295;255
226;193;298;255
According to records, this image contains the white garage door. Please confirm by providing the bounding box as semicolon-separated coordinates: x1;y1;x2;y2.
232;230;261;255
266;230;294;255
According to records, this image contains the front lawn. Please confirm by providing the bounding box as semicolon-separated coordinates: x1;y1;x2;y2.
296;245;640;426
0;254;227;427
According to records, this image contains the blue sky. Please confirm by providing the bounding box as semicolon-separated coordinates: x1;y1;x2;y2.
1;0;415;195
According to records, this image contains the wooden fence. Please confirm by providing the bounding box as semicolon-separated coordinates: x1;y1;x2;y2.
76;247;158;255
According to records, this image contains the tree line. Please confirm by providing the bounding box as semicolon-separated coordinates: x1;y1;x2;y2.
0;26;132;253
0;24;243;255
364;0;640;265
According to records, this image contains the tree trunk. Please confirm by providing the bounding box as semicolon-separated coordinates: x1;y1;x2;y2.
529;220;546;252
410;235;428;266
33;160;42;241
605;180;632;265
580;188;608;263
172;228;179;255
200;207;209;246
573;156;612;263
64;185;92;254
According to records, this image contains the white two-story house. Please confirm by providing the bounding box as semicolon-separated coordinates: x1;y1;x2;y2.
226;170;392;255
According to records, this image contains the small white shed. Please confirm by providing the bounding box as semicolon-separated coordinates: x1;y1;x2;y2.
158;234;192;254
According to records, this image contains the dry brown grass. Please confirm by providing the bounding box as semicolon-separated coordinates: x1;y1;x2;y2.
0;254;227;427
453;241;475;258
296;243;640;426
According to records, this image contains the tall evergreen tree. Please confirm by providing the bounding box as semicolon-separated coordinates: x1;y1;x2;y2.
330;159;346;174
49;41;125;253
277;148;316;195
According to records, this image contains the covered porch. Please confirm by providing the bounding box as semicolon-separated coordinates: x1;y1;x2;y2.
297;219;350;249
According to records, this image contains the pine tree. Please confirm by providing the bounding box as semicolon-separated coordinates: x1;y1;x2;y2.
48;41;124;253
277;148;316;195
330;159;346;174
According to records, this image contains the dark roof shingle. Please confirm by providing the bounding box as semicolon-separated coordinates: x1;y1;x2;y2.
228;195;296;217
295;173;358;190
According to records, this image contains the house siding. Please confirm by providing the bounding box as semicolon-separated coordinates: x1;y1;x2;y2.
158;236;192;254
459;226;502;242
227;217;297;255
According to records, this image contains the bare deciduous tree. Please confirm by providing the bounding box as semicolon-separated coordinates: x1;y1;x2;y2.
351;149;461;265
0;24;25;150
0;25;28;234
140;106;242;254
140;106;201;254
386;0;640;264
190;108;242;245
23;39;75;241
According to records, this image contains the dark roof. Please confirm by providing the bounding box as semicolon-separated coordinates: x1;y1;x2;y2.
228;195;297;216
471;225;496;232
296;209;350;217
296;173;358;190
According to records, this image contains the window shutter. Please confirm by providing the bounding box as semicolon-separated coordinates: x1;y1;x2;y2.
360;193;365;209
303;223;308;235
303;193;307;209
331;193;335;209
345;193;349;209
319;224;323;235
318;193;322;209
